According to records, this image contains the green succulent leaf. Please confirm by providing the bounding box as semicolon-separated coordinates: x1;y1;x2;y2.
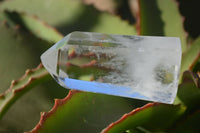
0;0;84;27
0;0;136;35
1;0;195;132
176;71;200;110
0;22;51;91
169;110;200;133
0;1;137;132
0;10;63;42
102;103;186;133
89;12;136;35
28;90;145;133
0;22;64;132
137;0;187;52
181;37;200;74
81;0;119;14
0;64;49;119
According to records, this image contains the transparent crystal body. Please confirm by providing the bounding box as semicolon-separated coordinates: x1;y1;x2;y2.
41;31;182;104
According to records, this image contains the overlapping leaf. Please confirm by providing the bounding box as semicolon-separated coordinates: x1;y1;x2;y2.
0;0;84;27
132;0;187;52
102;103;185;133
1;0;199;132
177;71;200;110
28;90;147;133
0;0;136;35
0;0;138;132
0;22;50;91
181;37;200;74
102;70;199;133
0;22;64;132
0;10;63;42
81;0;119;14
169;110;200;133
0;64;49;119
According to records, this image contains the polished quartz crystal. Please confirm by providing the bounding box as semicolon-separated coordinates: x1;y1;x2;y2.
41;31;182;104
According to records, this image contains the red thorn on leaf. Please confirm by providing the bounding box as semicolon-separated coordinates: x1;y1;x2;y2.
68;50;76;58
25;69;32;75
81;60;97;67
0;63;45;98
66;60;97;67
28;90;82;133
13;78;36;94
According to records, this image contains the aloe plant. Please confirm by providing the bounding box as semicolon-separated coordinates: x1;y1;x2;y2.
0;0;199;132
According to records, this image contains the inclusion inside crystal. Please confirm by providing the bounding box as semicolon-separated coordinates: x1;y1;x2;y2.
41;31;182;104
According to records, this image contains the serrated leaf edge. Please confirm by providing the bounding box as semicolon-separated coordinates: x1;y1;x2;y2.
135;0;188;41
27;90;81;133
2;10;63;42
18;11;64;40
0;63;49;119
173;0;189;42
101;103;181;133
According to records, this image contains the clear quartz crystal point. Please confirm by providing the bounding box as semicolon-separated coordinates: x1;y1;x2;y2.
41;31;182;104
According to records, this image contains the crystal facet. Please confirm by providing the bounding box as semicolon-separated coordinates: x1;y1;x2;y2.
41;31;182;104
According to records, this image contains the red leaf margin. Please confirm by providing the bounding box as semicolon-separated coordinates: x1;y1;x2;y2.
101;102;179;133
27;90;82;133
135;0;188;38
0;63;45;98
0;63;49;119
